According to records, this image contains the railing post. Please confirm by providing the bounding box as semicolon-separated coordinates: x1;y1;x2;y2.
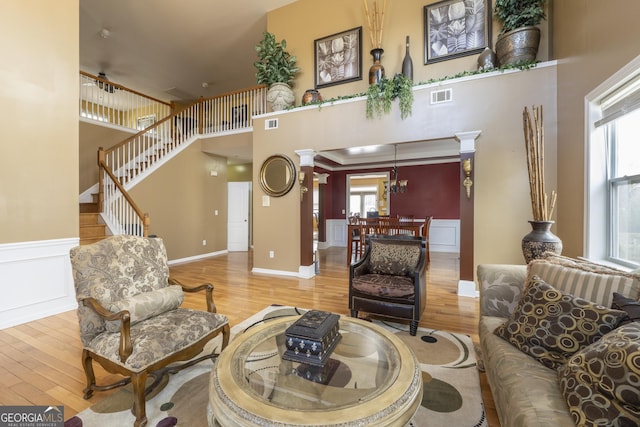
143;213;150;237
97;147;105;212
198;97;204;135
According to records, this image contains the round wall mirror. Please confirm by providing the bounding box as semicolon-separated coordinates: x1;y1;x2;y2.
259;154;296;197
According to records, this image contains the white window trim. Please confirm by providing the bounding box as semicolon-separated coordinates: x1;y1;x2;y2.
585;54;640;270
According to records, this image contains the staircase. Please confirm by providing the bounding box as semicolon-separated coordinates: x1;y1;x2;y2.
79;71;267;244
79;196;107;245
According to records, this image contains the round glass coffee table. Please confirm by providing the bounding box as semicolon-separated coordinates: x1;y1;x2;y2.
208;315;422;426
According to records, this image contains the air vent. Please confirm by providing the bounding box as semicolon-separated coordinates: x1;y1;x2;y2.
431;88;452;104
265;118;279;130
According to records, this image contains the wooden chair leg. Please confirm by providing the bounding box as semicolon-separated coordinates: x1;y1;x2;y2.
81;349;96;399
221;323;231;349
131;371;148;427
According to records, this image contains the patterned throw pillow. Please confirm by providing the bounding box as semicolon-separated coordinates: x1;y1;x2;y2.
612;292;640;326
558;323;640;427
104;285;184;332
494;276;627;370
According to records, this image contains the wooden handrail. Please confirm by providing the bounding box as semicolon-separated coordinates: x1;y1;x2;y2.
98;149;150;237
199;84;267;102
80;71;172;107
105;110;177;155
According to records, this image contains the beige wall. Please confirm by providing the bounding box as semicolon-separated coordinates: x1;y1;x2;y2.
253;65;558;272
268;0;551;105
554;0;640;258
0;2;79;244
78;122;135;192
129;143;228;260
229;163;253;182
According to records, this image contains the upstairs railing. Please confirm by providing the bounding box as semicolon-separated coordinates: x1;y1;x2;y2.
198;85;267;133
80;71;173;130
89;76;267;238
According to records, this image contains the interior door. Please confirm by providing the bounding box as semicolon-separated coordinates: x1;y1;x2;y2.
227;182;251;251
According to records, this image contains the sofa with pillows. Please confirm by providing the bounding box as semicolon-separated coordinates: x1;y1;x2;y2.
477;254;640;427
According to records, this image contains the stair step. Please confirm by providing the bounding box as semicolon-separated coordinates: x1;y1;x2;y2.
80;202;99;213
80;223;106;238
80;212;100;225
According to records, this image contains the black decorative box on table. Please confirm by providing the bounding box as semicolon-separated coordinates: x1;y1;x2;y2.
282;310;341;367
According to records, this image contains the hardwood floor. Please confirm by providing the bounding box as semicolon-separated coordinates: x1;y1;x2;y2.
0;247;499;426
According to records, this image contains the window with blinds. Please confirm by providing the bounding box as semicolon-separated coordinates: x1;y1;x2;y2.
595;70;640;267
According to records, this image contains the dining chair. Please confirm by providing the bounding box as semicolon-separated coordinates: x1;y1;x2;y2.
348;216;366;264
377;217;400;235
423;216;433;265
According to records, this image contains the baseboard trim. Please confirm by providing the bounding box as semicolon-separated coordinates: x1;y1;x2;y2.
168;249;228;265
251;267;300;278
457;279;479;298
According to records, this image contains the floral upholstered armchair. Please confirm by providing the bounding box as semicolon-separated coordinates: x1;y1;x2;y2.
349;236;427;335
69;235;230;427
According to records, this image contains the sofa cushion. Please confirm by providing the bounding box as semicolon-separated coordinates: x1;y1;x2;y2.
528;254;640;307
369;240;420;276
557;322;640;427
494;276;627;370
351;274;415;299
480;316;576;427
104;285;184;332
612;292;640;326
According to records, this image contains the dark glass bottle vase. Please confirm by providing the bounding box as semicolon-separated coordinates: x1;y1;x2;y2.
401;36;413;80
521;220;563;263
369;48;385;85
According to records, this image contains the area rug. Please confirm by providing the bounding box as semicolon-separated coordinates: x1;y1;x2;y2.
65;305;487;427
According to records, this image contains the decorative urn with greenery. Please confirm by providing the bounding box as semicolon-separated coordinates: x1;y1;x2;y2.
494;0;546;66
254;31;299;111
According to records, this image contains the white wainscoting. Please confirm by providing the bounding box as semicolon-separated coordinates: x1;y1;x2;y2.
324;218;460;253
0;238;78;329
429;219;460;253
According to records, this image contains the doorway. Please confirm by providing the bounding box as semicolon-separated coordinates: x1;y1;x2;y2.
347;173;389;218
227;181;251;251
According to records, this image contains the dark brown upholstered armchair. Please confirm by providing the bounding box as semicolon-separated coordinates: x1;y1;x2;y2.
349;236;427;336
69;235;230;427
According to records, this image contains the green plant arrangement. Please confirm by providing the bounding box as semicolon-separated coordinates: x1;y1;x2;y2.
494;0;546;34
254;31;299;86
366;74;414;120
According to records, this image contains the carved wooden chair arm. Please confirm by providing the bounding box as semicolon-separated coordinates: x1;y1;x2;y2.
169;277;216;313
82;297;133;362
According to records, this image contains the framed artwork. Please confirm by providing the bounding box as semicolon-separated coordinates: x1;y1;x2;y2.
424;0;491;64
314;27;362;89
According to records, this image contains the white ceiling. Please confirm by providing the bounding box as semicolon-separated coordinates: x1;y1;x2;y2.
80;0;298;102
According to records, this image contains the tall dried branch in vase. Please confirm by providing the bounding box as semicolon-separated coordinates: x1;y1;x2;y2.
523;105;557;221
363;0;387;49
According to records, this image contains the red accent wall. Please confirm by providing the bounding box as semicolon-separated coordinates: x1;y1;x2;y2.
315;162;460;220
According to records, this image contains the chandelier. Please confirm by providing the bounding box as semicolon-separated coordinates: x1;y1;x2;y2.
384;145;408;194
